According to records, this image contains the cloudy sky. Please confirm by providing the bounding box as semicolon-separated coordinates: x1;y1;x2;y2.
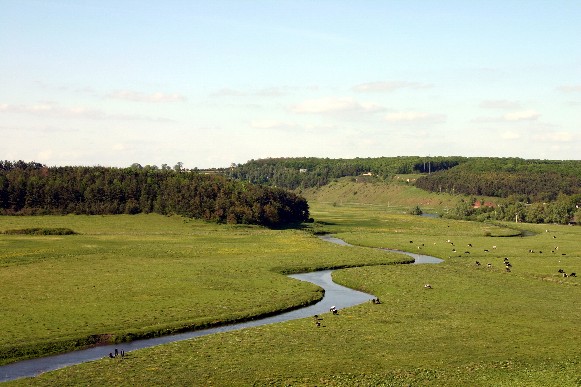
1;1;580;168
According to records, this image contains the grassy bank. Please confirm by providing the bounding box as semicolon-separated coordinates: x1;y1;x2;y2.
0;214;406;365
299;176;462;214
3;207;581;385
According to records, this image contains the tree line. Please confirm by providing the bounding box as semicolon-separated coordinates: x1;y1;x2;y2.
228;156;466;190
412;158;581;225
415;158;581;202
0;161;309;227
446;195;581;225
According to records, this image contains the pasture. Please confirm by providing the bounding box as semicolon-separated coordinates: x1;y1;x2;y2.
0;213;407;366
2;205;581;386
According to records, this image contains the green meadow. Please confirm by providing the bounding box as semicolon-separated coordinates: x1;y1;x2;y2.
2;203;581;386
0;213;407;366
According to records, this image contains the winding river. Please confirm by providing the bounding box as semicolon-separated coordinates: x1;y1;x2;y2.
0;236;442;382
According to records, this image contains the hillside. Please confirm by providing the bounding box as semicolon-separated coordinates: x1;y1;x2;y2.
299;175;461;214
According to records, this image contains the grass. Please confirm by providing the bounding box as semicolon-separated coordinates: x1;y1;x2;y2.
0;213;406;365
299;176;462;214
3;205;581;386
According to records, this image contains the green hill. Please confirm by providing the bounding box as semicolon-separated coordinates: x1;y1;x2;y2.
300;175;461;214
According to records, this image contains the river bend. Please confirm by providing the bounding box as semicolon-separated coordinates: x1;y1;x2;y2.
0;235;442;382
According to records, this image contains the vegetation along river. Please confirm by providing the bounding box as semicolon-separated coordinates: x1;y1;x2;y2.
0;236;442;382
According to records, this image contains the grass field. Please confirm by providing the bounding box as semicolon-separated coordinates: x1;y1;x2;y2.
300;176;463;214
0;213;408;366
2;205;581;386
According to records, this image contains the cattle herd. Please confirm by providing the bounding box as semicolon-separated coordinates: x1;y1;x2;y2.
418;233;577;280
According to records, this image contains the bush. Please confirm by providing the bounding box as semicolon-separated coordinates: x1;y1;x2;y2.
3;228;77;235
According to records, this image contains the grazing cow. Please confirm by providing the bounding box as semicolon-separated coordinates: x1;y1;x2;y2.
424;284;432;289
492;246;497;249
475;261;481;266
505;267;511;272
467;243;472;247
484;249;489;252
505;262;512;267
487;263;492;268
330;306;338;315
504;257;509;262
558;269;565;273
410;241;413;243
563;273;568;278
571;273;577;277
464;251;470;254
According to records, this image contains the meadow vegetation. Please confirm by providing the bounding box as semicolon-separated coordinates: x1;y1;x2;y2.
3;200;580;386
0;213;407;366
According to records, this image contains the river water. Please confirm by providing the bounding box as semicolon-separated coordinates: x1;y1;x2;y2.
0;235;442;382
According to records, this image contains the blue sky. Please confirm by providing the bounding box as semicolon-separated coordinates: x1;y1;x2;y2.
1;1;580;168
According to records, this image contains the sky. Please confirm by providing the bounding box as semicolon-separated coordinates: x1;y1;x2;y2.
1;1;580;169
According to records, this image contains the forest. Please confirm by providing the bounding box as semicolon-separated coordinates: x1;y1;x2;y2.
0;161;309;227
227;156;581;225
3;156;581;226
228;156;466;189
415;158;581;200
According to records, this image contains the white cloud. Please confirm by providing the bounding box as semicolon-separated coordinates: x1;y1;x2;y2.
473;109;541;123
1;102;106;119
557;85;581;93
250;120;297;130
532;131;574;142
254;87;288;97
107;91;186;102
500;130;521;140
0;102;173;122
210;88;247;97
385;111;446;123
291;97;385;114
211;87;292;97
503;110;540;121
352;81;432;92
479;100;521;109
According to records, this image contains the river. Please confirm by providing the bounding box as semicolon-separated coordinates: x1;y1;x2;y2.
0;235;442;382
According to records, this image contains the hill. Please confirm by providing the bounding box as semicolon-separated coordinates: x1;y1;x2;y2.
300;175;460;214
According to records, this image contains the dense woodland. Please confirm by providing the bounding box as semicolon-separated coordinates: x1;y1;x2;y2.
0;161;309;227
3;156;581;226
228;157;581;225
415;158;581;200
228;156;465;189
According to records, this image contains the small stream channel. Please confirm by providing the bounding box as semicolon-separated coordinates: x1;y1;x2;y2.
0;235;442;382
